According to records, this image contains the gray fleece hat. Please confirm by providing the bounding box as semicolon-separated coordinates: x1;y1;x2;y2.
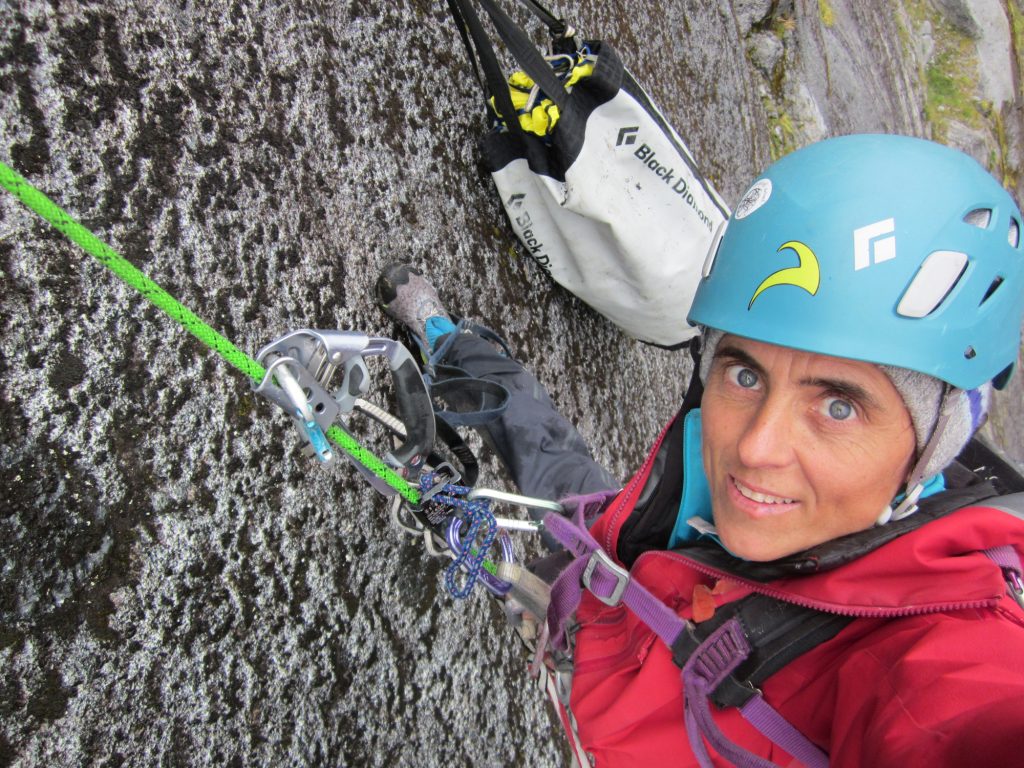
698;329;991;506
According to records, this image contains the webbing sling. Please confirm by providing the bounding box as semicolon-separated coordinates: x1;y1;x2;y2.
473;0;570;110
424;318;514;428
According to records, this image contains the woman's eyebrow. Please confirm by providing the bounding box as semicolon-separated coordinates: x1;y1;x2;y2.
799;376;880;410
715;345;766;376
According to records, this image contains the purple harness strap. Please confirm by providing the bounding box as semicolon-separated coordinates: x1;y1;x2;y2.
546;508;687;650
544;506;830;768
681;619;827;768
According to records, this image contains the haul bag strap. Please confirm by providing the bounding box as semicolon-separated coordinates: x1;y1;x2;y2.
451;0;569;43
513;0;569;36
446;0;525;133
473;0;569;110
446;0;570;130
445;0;487;95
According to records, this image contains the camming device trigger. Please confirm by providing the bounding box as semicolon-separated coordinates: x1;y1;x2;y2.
273;362;333;463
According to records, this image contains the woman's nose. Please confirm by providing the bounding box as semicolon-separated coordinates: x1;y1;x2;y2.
735;395;797;469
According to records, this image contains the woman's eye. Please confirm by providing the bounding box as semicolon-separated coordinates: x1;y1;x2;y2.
823;397;855;421
726;365;760;390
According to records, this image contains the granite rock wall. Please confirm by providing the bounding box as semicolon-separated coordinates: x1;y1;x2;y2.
1;1;1021;766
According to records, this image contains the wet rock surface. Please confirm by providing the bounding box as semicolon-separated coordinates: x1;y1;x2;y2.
1;1;1021;766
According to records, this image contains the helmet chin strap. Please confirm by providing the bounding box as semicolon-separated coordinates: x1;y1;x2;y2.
876;386;957;526
876;483;925;525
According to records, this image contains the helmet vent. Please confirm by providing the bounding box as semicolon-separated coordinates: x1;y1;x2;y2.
963;208;992;228
702;220;727;279
966;207;991;228
964;346;977;360
980;276;1004;305
1010;218;1021;248
896;250;969;318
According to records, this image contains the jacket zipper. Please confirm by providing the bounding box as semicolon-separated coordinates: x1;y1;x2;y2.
602;422;673;555
646;549;1002;619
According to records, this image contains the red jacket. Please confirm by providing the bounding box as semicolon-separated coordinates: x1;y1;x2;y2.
569;448;1024;766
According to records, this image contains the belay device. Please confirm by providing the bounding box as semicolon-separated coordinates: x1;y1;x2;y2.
253;330;435;489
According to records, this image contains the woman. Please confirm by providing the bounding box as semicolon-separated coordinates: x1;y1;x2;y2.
377;135;1024;766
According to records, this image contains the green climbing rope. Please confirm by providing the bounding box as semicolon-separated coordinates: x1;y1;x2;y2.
0;160;420;505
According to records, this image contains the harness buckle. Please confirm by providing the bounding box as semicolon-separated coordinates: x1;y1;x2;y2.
1008;570;1024;611
581;549;630;607
418;463;462;504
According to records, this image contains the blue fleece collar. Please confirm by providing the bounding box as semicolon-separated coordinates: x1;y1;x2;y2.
667;409;714;549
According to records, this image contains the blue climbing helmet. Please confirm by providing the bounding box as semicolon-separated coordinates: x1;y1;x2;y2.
688;134;1024;391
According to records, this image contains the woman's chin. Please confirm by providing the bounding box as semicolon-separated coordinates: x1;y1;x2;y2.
714;525;800;563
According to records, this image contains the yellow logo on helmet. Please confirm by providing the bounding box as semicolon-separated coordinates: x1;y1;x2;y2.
748;240;821;309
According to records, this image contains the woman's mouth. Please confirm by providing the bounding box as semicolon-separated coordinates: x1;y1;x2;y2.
729;476;799;517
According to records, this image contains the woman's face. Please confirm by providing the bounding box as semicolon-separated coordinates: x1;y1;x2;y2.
701;335;917;562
